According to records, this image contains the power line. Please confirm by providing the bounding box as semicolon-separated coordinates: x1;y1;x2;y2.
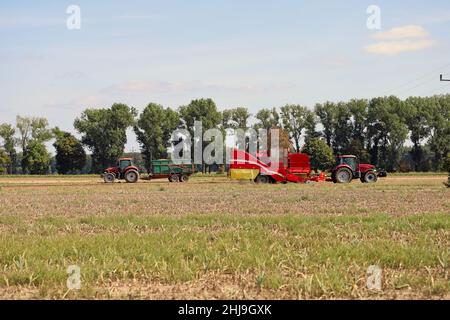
383;62;450;96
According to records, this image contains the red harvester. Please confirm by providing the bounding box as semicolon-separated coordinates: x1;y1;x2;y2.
229;149;382;184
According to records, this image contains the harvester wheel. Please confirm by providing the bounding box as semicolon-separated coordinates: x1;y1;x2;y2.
180;175;189;182
104;173;115;183
335;168;352;184
124;170;139;183
362;171;378;183
255;175;270;184
169;174;179;183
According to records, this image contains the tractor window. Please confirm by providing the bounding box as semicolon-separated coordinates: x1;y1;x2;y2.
342;158;356;172
119;160;131;171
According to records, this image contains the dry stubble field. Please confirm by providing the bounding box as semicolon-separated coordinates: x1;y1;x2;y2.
0;174;448;299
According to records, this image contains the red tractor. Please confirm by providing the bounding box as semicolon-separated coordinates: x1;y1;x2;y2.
331;155;379;184
103;158;140;183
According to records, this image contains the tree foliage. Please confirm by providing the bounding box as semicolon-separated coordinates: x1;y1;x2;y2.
53;128;86;174
301;138;335;171
16;116;53;174
280;104;309;152
74;103;136;173
22;140;51;174
0;123;16;174
134;103;180;172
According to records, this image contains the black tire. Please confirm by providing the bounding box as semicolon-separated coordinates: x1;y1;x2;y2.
255;175;270;184
104;173;115;183
124;170;139;183
180;175;189;182
169;174;179;183
363;171;378;183
335;168;353;184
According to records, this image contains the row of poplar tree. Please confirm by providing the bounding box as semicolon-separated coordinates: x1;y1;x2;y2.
0;94;449;174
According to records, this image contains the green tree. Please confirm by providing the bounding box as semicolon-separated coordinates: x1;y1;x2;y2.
315;102;337;148
222;107;251;129
22;140;51;174
74;103;136;173
304;110;320;143
280;104;308;152
347;99;369;147
0;123;17;174
428;95;450;171
16;116;53;174
179;99;222;172
404;97;432;171
367;96;408;171
333;102;353;154
134;103;180;172
301;138;335;171
179;99;222;132
53;128;86;174
254;108;279;130
0;148;11;174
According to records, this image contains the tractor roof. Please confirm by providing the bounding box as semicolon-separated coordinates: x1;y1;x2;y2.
338;155;357;158
119;157;133;161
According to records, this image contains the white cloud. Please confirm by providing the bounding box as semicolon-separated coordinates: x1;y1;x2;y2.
365;39;434;55
373;25;428;40
365;25;434;55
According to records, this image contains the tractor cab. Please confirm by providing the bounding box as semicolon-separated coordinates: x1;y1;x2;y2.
335;155;359;177
118;158;133;174
332;155;378;184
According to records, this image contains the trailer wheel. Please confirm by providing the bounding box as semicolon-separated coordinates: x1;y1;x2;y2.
363;171;378;183
125;170;139;183
255;175;270;184
169;174;179;183
104;173;115;183
180;175;189;182
335;168;352;184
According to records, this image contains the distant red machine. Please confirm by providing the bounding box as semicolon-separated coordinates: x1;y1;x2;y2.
229;149;326;184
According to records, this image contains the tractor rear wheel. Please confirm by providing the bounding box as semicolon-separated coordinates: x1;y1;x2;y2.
362;171;378;183
169;174;179;183
255;175;270;184
125;170;139;183
335;168;352;184
104;173;115;183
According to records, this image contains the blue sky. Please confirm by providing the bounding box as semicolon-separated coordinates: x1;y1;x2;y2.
1;0;450;151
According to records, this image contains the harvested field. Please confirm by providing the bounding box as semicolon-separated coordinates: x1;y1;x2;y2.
0;175;448;299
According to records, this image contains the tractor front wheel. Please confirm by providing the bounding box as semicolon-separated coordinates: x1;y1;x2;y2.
335;168;352;184
125;170;139;183
104;173;115;183
362;171;378;183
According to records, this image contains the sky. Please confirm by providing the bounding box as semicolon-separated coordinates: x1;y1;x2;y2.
1;0;450;152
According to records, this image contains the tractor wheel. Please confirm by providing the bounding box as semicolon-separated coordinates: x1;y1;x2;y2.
180;175;189;182
124;170;139;183
169;174;179;183
104;173;115;183
335;168;352;184
255;175;270;184
363;171;378;183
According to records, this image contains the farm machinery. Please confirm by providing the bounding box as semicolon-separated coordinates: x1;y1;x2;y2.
229;149;383;184
102;158;195;183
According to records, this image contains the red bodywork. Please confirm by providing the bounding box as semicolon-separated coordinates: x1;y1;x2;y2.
104;158;139;179
331;155;376;180
230;149;326;183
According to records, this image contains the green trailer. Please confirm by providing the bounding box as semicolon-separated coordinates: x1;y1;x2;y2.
147;159;195;182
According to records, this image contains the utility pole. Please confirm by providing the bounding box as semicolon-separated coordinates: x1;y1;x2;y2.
440;74;450;82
